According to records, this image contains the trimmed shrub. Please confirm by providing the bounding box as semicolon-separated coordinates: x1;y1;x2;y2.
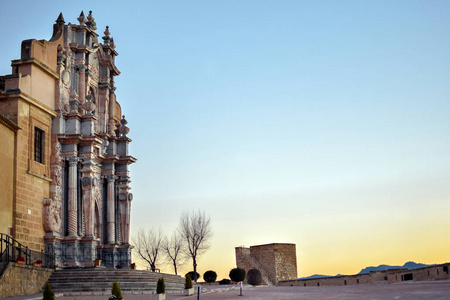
229;268;246;282
157;277;165;294
247;269;263;286
112;281;123;300
219;278;231;285
203;270;217;283
42;280;55;300
186;271;200;282
185;273;193;289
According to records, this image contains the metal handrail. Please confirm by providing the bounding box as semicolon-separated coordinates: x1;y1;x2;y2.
0;233;55;276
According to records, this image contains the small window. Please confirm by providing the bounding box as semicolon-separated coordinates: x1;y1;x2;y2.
357;279;359;284
384;276;387;281
34;127;44;163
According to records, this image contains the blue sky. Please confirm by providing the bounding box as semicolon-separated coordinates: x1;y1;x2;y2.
1;0;450;278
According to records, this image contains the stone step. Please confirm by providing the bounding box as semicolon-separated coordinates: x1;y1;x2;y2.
47;268;185;295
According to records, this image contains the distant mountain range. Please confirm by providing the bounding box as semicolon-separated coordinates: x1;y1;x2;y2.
299;262;435;280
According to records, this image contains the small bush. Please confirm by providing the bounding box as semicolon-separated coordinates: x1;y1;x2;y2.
111;281;123;300
247;269;263;286
229;268;246;282
185;273;193;289
219;278;231;285
203;270;217;283
186;271;200;282
157;277;165;294
42;280;55;300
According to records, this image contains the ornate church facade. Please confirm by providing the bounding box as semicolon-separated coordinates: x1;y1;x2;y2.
0;11;135;267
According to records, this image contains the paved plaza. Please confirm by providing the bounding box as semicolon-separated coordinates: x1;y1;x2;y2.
5;280;450;300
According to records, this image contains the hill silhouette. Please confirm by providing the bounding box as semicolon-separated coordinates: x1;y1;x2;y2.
299;262;434;279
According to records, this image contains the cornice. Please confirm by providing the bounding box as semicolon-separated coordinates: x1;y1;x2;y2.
11;58;59;79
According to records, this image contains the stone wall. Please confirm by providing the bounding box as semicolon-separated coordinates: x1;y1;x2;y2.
235;243;298;285
0;115;18;235
278;263;450;287
273;243;298;282
0;263;53;298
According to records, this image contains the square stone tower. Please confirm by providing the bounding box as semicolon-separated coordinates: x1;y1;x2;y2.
236;243;298;285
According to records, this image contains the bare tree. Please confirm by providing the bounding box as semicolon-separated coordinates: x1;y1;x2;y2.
178;210;213;282
162;230;186;275
132;227;164;272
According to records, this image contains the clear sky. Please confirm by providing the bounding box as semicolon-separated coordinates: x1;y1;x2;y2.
1;0;449;280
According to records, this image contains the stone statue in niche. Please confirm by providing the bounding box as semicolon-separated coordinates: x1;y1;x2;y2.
43;197;61;233
44;141;63;234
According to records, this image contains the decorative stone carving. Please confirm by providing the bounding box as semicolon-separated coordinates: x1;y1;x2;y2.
102;139;109;155
102;26;111;46
77;11;87;25
86;11;97;30
69;90;79;112
66;156;81;165
83;94;96;115
45;141;63;234
57;44;66;66
118;115;130;137
43;198;61;233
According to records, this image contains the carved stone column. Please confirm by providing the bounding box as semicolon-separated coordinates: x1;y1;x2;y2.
77;64;86;115
81;175;95;237
108;86;116;135
118;176;132;244
105;174;116;244
67;157;80;236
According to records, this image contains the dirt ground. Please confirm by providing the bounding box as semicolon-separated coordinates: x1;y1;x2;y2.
6;280;450;300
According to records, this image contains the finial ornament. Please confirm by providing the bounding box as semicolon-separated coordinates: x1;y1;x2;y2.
118;115;130;137
104;26;110;37
69;90;79;112
86;10;97;30
83;94;96;116
56;13;65;25
102;26;111;45
78;11;87;25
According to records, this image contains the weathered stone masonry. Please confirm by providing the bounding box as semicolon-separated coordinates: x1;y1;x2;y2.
0;11;136;268
236;243;298;285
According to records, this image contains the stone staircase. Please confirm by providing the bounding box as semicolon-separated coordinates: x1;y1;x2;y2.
244;253;274;286
48;267;184;296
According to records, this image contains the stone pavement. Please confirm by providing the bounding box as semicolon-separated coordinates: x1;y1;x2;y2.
4;280;450;299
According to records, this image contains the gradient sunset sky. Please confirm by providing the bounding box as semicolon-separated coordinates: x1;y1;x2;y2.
1;0;449;280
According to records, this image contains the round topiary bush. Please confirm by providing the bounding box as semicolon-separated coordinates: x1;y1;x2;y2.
203;270;217;283
219;278;231;285
229;268;246;282
247;269;263;286
186;271;200;282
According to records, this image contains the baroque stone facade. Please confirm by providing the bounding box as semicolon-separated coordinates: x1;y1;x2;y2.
0;11;136;267
235;243;298;285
